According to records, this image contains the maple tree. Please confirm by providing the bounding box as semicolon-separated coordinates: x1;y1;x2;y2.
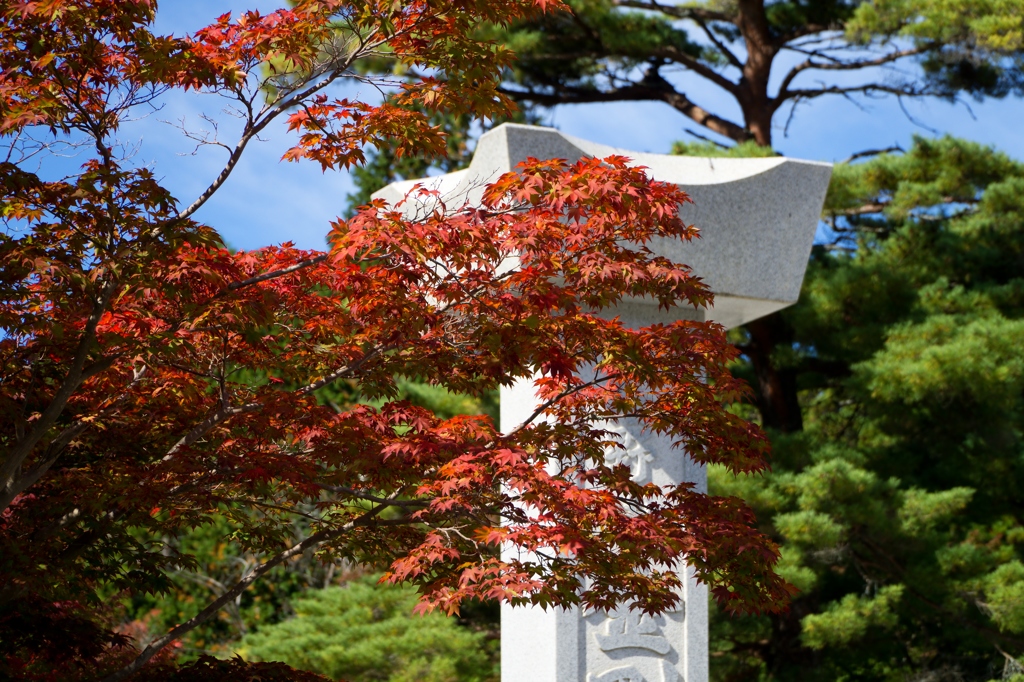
0;0;788;679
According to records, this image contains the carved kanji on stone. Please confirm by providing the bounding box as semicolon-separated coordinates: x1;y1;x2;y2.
599;421;655;484
596;611;672;654
587;661;681;682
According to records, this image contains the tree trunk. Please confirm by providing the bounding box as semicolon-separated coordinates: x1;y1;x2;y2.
744;105;774;147
727;1;807;431
736;0;777;148
743;315;803;433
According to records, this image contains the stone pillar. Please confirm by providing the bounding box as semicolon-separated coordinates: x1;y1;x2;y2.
373;123;832;682
500;370;708;682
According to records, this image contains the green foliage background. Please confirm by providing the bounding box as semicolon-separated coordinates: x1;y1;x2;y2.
699;137;1024;681
237;576;497;682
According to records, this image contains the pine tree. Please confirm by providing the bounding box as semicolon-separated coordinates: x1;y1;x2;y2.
238;576;497;682
703;136;1024;681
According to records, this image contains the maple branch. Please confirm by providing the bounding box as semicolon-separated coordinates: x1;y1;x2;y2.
163;113;233;157
162;402;260;462
161;343;394;463
0;280;117;512
26;461;246;573
0;75;167;509
226;254;329;290
173;91;321;223
172;28;391;224
317;484;431;509
219;497;326;522
7;421;91;502
103;499;397;682
293;343;398;397
507;373;620;436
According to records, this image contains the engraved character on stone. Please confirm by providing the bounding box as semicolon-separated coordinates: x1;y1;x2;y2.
596;610;671;654
587;661;681;682
599;420;654;483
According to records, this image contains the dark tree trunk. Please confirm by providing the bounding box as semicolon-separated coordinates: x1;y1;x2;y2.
743;315;803;433
732;2;805;429
736;0;778;147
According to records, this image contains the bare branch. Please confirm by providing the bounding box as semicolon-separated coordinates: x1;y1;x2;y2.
777;82;932;104
502;83;752;143
649;45;740;95
842;145;904;164
781;45;845;63
897;95;941;135
778;23;833;43
776;46;930;100
691;15;743;70
683;128;732;149
839;195;978;216
614;0;733;24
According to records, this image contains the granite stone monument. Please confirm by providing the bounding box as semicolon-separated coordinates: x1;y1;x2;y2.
373;124;832;682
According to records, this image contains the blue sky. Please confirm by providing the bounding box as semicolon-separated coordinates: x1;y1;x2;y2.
136;2;1024;253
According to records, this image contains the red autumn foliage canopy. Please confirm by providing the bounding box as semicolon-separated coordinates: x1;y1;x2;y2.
0;0;791;678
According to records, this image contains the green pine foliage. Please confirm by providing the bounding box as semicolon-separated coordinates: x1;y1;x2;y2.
237;576;497;682
342;106;475;218
668;140;778;159
340;376;498;425
697;137;1024;681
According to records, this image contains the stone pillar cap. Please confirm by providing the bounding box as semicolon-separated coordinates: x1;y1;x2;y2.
372;123;832;329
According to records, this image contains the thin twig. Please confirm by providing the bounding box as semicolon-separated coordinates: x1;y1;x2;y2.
841;145;903;164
